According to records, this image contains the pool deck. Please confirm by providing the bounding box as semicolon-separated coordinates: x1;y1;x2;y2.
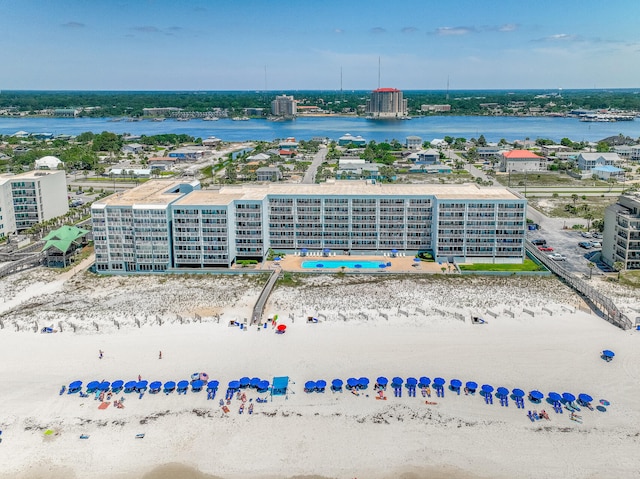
274;254;451;274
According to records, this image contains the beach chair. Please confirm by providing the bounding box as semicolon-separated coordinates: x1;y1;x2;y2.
59;385;66;395
135;433;145;439
79;434;90;439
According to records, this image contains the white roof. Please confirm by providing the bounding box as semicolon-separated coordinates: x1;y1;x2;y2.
35;156;63;169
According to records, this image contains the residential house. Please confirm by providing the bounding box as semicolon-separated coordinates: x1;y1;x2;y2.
256;167;283;182
405;136;422;150
122;143;145;154
500;150;546;172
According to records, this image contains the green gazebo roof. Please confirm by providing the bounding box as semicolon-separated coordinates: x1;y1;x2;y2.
41;225;89;253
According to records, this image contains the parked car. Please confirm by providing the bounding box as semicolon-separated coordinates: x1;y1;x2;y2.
581;232;592;238
591;242;602;248
538;246;554;252
578;242;592;249
531;239;547;246
592;232;603;239
548;253;567;261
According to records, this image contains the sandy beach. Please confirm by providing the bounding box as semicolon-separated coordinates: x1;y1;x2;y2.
0;265;639;479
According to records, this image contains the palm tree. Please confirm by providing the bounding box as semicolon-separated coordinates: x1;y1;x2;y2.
613;261;624;281
441;266;447;274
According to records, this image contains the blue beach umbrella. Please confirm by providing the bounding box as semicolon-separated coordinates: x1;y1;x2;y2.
562;392;576;403
250;377;261;388
481;384;494;394
274;257;281;261
466;381;478;391
257;380;269;392
419;377;431;387
376;376;389;386
413;257;421;263
304;381;317;392
496;387;509;397
391;249;398;254
124;380;137;392
406;377;418;387
207;380;219;391
111;380;124;391
602;349;615;358
450;379;462;389
323;248;330;254
548;392;562;402
346;378;359;389
228;380;241;390
191;380;204;391
87;380;101;392
239;377;251;388
512;388;525;398
316;380;327;390
301;248;308;253
433;377;446;387
149;381;162;391
177;380;189;390
331;379;343;389
98;381;111;391
578;393;593;404
529;390;544;401
136;380;148;391
358;377;370;389
391;377;404;387
68;380;83;392
163;381;176;392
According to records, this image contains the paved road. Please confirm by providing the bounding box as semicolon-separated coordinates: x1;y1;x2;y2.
302;146;328;184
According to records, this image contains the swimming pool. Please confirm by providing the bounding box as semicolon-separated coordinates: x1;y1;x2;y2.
301;260;389;269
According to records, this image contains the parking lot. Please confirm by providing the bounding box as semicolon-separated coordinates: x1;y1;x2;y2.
527;226;605;277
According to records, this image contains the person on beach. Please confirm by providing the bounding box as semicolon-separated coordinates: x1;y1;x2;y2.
159;351;162;359
99;350;103;359
138;374;142;382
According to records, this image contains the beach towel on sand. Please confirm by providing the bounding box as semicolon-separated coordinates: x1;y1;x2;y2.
98;402;111;409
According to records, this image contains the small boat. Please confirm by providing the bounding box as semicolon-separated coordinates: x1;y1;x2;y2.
203;116;219;121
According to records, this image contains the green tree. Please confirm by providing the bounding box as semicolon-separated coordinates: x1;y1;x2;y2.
596;141;610;153
613;261;624;280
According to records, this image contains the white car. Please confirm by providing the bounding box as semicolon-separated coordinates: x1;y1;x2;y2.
548;253;567;261
591;242;602;248
581;232;592;238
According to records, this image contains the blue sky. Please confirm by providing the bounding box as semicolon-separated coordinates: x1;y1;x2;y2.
1;0;639;90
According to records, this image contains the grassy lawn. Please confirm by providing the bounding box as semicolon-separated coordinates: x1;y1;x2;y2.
459;258;546;272
620;270;640;289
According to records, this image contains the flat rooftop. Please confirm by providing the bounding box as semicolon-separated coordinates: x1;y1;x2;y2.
93;180;188;207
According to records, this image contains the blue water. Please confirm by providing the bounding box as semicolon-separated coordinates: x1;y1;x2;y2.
301;260;387;269
1;115;638;143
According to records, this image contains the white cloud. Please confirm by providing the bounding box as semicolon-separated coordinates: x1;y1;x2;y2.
435;26;475;36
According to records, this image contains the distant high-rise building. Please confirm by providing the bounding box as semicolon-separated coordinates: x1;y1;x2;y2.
271;95;297;117
365;88;408;119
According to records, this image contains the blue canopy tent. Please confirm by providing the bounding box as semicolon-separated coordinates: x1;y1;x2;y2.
111;380;124;392
578;393;593;406
316;380;327;392
465;381;478;392
68;380;83;393
450;379;462;391
207;380;220;391
163;381;176;393
149;381;162;393
358;377;370;389
419;377;431;388
406;377;418;388
239;377;251;388
304;381;317;393
191;380;204;392
529;390;544;402
346;378;359;389
271;376;289;396
433;377;446;387
562;392;576;404
512;388;525;398
228;380;241;391
496;387;509;398
86;380;101;393
98;381;110;391
250;377;261;389
376;376;388;389
257;380;270;393
323;248;331;255
136;380;148;392
391;377;404;388
391;249;398;254
331;379;343;392
301;248;308;256
177;380;190;393
124;381;137;393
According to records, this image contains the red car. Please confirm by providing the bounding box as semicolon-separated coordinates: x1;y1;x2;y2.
538;246;554;252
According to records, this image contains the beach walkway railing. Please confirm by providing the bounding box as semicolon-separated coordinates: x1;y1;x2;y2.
251;267;281;326
525;241;631;330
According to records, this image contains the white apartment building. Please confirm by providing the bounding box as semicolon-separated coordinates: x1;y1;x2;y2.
271;95;297;117
0;170;68;236
603;194;640;270
91;180;527;273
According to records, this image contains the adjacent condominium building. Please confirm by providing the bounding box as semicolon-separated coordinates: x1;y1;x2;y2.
603;194;640;270
270;95;297;118
91;180;527;273
0;170;68;237
365;88;408;119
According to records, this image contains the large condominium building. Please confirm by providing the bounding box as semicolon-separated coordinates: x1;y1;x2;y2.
365;88;408;119
603;194;640;270
91;180;527;273
0;170;68;237
270;95;297;117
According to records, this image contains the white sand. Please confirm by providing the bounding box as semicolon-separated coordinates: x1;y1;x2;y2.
0;267;639;479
